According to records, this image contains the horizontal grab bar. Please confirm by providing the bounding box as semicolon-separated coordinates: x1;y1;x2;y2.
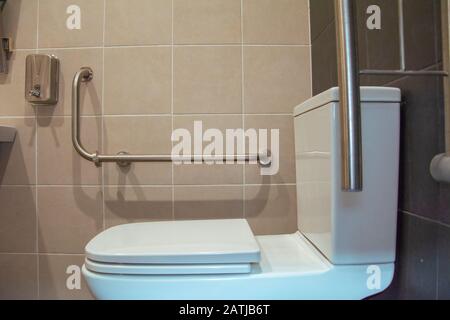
72;67;271;167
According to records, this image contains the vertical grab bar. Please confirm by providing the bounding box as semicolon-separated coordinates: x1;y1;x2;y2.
335;0;363;192
72;67;98;162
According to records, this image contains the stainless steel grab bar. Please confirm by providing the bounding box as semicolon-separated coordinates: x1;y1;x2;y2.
335;0;363;192
72;67;271;167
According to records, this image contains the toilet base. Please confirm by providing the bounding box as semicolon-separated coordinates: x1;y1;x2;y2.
82;233;395;300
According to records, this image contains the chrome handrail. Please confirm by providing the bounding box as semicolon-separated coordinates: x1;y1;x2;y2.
72;67;271;167
335;0;363;192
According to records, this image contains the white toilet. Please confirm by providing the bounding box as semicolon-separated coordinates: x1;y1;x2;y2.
82;87;401;300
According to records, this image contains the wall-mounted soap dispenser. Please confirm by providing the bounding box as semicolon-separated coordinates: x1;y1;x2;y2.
25;54;60;105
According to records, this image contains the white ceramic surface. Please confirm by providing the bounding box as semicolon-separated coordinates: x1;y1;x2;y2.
293;86;401;116
85;219;261;264
295;86;401;265
83;232;395;300
85;258;252;275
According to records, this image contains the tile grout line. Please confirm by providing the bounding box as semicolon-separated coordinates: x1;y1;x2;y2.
0;113;295;119
35;0;40;300
436;242;440;299
14;44;310;51
0;253;87;257
1;183;297;188
241;0;246;220
307;0;313;99
101;0;106;231
400;209;450;229
171;0;175;220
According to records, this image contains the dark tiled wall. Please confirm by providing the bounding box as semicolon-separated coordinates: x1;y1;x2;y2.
310;0;450;299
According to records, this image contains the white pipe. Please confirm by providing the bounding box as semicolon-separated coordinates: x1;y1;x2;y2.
430;154;450;183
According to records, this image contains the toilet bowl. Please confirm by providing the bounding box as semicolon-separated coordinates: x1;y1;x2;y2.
83;87;401;300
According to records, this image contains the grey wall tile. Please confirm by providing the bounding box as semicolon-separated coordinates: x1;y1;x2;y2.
438;183;450;225
403;0;442;70
438;225;450;300
376;213;438;300
309;0;335;42
355;0;402;86
391;71;445;221
311;22;337;94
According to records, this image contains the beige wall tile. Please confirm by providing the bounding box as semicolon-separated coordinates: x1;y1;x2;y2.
245;185;297;235
0;118;36;185
104;162;172;186
104;47;171;115
104;117;173;153
174;0;241;44
245;115;296;184
0;51;35;116
105;0;172;46
39;254;94;300
174;186;243;220
103;116;173;152
37;49;103;117
37;117;102;185
103;116;172;185
37;186;103;254
0;187;36;253
38;0;104;48
173;115;244;185
243;0;310;44
104;186;172;228
0;0;316;300
174;46;242;114
244;46;311;114
0;254;38;300
2;0;38;49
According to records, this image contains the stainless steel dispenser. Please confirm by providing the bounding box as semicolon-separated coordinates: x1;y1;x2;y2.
25;54;60;105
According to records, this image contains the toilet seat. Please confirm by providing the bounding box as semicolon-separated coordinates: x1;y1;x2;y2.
84;219;260;275
84;258;252;275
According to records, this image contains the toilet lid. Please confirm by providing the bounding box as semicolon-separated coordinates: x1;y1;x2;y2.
85;219;261;264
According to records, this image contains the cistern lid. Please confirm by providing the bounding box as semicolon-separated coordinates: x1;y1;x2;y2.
85;219;261;265
294;86;401;117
